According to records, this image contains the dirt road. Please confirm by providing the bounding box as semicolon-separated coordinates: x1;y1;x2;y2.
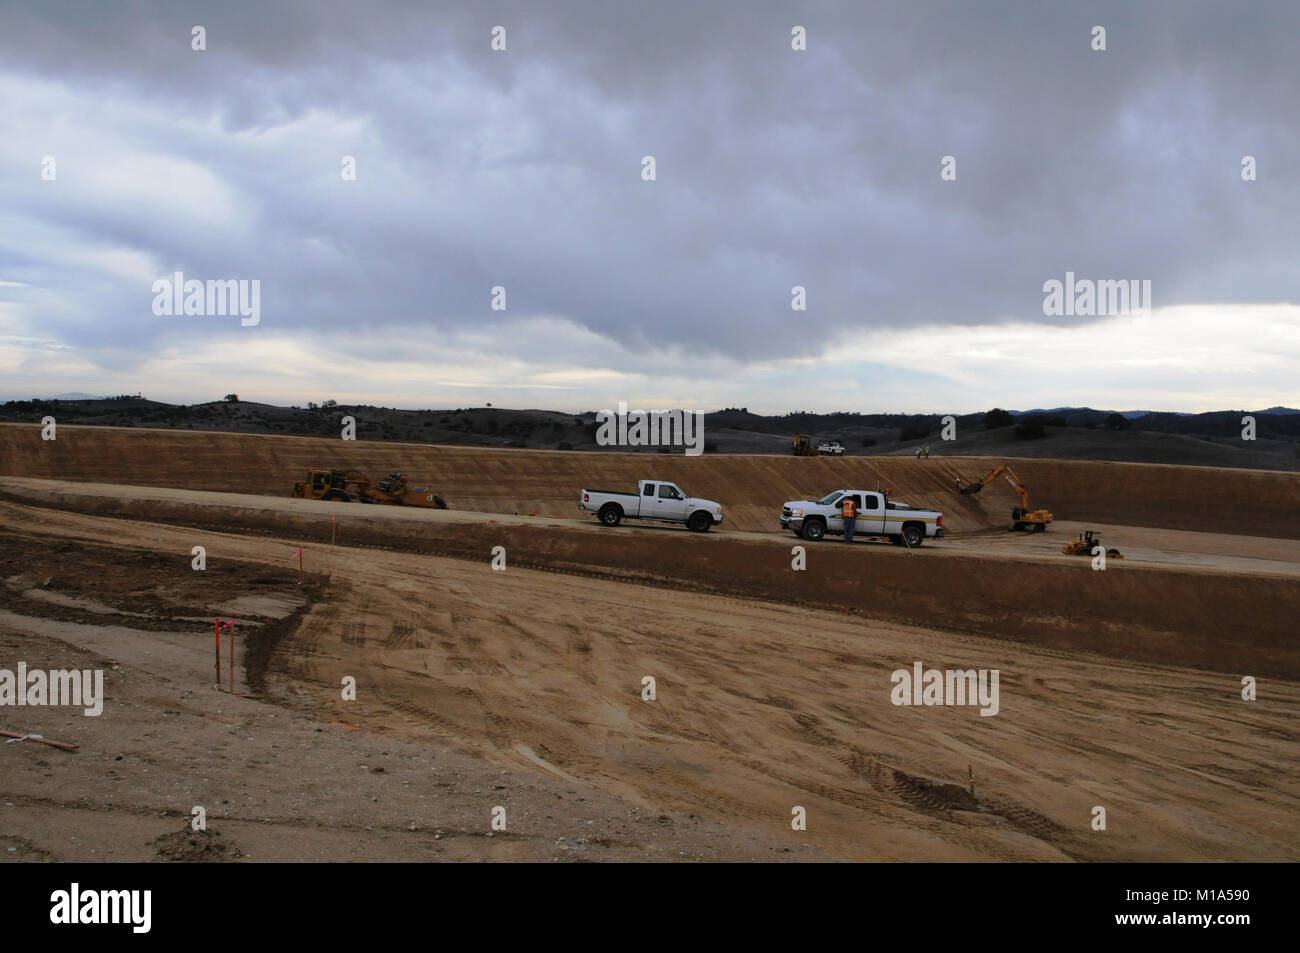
4;478;1296;679
8;476;1300;578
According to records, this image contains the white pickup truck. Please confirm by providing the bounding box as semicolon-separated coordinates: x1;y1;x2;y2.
780;489;944;546
580;480;724;533
817;441;846;456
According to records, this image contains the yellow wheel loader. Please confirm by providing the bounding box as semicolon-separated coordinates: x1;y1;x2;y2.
1061;530;1123;559
292;468;447;508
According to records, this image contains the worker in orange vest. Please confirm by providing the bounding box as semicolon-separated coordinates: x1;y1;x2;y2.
841;495;857;543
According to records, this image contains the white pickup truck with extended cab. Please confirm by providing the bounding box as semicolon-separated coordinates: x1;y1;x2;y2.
817;441;846;456
780;489;944;545
580;480;724;532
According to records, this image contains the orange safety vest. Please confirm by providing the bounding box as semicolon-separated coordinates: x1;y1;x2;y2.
841;498;857;519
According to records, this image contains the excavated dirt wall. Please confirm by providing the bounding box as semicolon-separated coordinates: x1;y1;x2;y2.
2;423;1298;537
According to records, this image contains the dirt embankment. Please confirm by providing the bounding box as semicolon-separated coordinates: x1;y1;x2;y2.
7;486;1296;680
3;423;1298;537
5;497;1295;862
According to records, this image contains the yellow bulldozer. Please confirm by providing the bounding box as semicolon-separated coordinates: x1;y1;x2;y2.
1061;530;1123;559
793;433;818;456
292;468;447;508
956;463;1053;532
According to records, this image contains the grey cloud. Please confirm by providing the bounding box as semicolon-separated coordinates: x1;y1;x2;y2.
2;0;1297;380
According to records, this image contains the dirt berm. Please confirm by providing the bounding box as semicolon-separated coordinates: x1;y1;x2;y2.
9;485;1296;680
2;423;1298;537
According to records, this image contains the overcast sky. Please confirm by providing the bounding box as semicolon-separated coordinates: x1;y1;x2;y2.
1;0;1297;413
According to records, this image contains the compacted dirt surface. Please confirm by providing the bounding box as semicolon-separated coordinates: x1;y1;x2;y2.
1;427;1297;862
0;525;827;862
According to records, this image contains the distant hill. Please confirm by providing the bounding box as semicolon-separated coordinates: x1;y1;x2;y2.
1;397;1297;471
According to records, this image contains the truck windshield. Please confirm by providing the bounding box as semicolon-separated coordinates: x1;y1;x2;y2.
817;492;843;505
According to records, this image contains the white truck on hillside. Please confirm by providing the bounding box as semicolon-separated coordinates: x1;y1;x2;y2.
780;489;944;546
817;441;846;456
580;480;724;533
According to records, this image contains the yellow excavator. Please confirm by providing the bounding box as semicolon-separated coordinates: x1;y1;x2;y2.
956;464;1052;532
793;433;818;456
292;468;447;508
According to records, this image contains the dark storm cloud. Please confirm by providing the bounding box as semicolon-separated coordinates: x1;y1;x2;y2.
2;0;1297;369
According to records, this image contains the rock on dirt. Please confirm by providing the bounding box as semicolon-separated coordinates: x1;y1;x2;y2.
153;827;244;862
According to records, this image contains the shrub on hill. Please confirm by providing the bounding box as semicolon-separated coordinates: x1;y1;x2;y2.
984;408;1013;429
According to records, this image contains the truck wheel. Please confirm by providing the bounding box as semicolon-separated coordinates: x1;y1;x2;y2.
687;511;712;533
323;490;349;502
801;519;826;542
598;504;623;527
902;524;924;547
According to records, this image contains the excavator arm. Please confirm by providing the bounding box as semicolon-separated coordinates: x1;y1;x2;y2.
957;464;1052;531
957;464;1002;494
958;464;1028;503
